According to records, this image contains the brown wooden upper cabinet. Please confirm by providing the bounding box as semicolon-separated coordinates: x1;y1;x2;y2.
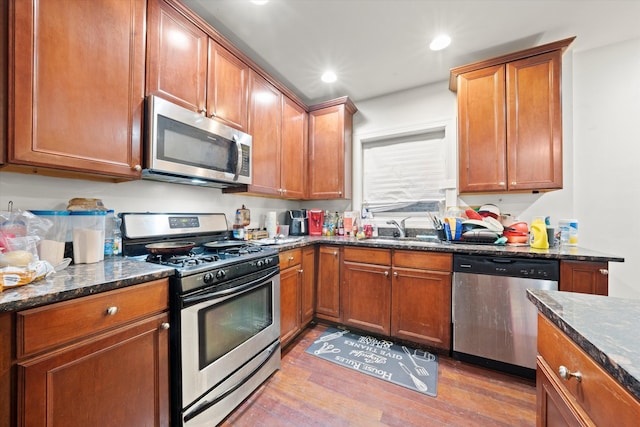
308;98;357;199
224;71;308;198
450;37;574;194
7;0;146;179
146;0;249;131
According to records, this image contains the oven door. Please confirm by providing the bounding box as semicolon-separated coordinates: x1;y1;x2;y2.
179;267;280;408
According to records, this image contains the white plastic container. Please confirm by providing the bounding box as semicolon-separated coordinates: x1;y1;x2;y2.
31;210;69;266
71;211;106;264
559;219;578;246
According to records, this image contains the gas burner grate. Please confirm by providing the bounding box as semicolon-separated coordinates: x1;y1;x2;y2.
146;253;220;267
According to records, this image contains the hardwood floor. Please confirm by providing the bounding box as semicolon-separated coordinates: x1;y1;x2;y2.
221;323;536;426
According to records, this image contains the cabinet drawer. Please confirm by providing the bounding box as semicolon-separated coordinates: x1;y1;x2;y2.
538;315;640;425
343;247;391;265
393;250;452;271
279;249;302;269
17;279;169;358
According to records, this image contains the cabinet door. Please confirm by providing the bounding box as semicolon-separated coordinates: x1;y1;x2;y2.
207;40;249;131
316;246;341;321
507;50;563;191
457;64;507;193
280;265;301;346
559;261;608;295
18;313;169;427
246;71;282;196
391;267;452;350
308;104;352;199
301;247;316;325
146;0;208;113
342;261;391;336
536;357;591;427
280;97;308;199
10;0;145;178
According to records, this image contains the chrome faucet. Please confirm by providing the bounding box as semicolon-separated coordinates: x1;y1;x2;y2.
386;217;411;238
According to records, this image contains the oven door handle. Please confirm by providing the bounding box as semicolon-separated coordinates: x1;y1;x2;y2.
182;267;279;307
183;340;281;423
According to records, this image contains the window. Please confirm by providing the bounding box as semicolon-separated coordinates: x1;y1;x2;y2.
358;120;456;226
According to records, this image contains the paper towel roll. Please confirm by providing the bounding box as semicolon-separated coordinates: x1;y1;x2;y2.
266;211;277;238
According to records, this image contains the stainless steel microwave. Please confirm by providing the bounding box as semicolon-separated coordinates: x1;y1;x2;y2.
143;95;252;188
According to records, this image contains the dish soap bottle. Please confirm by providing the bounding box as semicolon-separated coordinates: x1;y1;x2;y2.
530;217;549;249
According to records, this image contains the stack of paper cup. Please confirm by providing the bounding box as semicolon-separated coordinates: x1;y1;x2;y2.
266;211;277;238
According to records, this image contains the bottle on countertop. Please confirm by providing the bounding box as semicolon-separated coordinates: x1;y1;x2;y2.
104;210;122;256
529;217;549;249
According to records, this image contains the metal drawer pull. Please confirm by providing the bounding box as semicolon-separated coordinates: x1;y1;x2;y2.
599;269;609;275
559;365;582;382
160;323;170;330
106;306;118;316
384;271;389;277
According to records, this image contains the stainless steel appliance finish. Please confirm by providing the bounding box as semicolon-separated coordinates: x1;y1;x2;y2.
143;95;252;188
121;213;280;426
452;254;559;376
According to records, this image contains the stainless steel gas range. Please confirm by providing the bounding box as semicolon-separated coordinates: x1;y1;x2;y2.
121;213;281;427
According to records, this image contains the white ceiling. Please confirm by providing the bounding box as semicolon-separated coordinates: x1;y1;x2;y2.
182;0;640;105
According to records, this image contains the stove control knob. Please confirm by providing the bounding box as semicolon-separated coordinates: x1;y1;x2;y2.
257;260;264;267
203;272;215;284
216;270;226;280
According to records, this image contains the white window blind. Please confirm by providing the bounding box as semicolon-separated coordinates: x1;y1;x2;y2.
362;127;448;213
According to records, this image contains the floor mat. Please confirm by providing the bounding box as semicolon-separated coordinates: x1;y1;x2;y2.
305;326;438;397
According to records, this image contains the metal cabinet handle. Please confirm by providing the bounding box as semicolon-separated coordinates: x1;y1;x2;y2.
132;164;142;172
393;271;398;277
106;306;118;316
599;269;609;276
384;271;389;277
288;256;295;261
160;322;170;330
558;365;582;382
199;108;207;115
298;269;304;274
333;251;338;257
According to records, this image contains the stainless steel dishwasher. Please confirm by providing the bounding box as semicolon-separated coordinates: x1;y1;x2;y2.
452;254;559;377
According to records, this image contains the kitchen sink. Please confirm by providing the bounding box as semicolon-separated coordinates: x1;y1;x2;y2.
253;236;305;246
363;236;442;246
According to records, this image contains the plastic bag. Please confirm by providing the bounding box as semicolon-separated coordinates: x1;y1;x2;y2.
0;208;55;291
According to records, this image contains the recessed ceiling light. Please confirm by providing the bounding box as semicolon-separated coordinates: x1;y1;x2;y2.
429;34;451;51
321;71;337;83
251;0;269;5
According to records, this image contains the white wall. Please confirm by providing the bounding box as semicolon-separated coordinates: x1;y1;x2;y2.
352;38;638;298
0;172;300;231
573;37;640;298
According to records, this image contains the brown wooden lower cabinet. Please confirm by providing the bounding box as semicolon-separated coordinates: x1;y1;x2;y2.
279;247;316;347
342;247;392;335
559;260;609;295
339;247;453;351
15;279;170;427
315;245;341;322
536;314;640;426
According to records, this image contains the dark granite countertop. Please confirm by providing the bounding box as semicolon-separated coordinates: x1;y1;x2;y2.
1;236;622;313
0;258;175;313
527;289;640;401
266;235;625;263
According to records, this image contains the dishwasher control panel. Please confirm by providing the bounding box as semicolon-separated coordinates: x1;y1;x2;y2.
453;254;559;281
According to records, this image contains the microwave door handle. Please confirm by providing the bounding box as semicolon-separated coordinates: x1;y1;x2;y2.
233;135;242;181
